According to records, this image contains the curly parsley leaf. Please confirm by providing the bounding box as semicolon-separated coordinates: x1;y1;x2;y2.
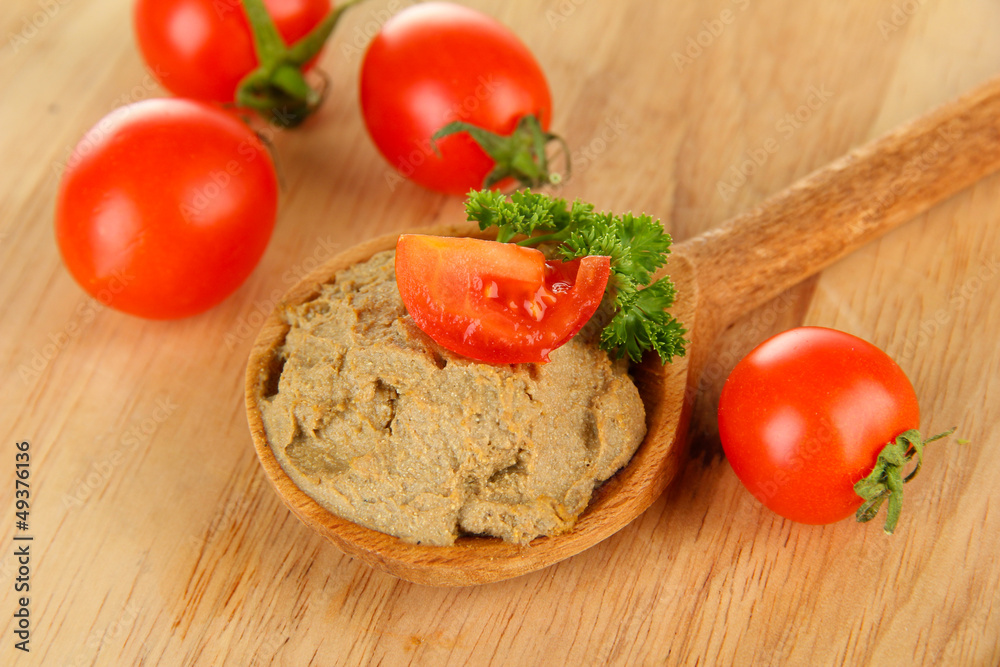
601;279;686;363
464;189;687;364
464;189;573;243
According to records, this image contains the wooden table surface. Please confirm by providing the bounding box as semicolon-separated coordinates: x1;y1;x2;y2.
2;0;999;664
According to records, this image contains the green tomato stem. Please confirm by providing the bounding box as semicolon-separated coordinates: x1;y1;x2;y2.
240;0;286;64
431;114;569;191
287;0;367;66
236;0;367;127
854;427;956;534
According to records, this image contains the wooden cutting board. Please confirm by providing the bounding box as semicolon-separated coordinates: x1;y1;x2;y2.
1;0;998;664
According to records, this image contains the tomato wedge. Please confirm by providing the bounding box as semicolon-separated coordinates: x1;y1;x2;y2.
395;235;610;364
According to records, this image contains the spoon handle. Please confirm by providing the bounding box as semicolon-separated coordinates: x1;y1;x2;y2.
676;74;1000;333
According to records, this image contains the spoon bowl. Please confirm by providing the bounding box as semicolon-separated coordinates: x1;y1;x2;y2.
246;225;697;586
246;75;1000;586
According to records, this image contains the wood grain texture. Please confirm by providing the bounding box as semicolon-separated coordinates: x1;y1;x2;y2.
680;74;1000;337
247;72;1000;587
2;0;999;664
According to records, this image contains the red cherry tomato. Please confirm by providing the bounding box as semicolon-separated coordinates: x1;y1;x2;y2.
55;98;278;320
360;2;553;195
718;327;921;525
134;0;330;104
395;235;610;364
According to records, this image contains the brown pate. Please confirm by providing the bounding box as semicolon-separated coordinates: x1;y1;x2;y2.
257;250;646;546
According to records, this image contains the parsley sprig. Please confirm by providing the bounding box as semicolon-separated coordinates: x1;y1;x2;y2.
465;189;687;364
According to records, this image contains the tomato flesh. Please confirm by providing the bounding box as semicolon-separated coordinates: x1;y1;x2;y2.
360;2;552;195
134;0;330;104
718;327;921;525
395;235;610;364
55;99;278;320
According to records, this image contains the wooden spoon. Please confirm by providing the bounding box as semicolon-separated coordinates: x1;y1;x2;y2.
246;75;1000;587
